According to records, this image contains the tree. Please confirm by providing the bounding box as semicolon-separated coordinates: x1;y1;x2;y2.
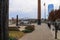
48;9;60;39
48;9;60;21
55;10;60;19
48;10;55;21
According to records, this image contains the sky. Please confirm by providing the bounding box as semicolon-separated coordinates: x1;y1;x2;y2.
9;0;60;19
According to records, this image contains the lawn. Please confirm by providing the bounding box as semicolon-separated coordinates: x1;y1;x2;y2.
9;27;24;39
9;31;24;39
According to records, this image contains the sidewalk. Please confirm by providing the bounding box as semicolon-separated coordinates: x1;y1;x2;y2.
19;23;58;40
51;25;60;40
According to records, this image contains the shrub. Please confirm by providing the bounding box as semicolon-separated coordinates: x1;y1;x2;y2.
22;29;32;33
25;25;35;31
9;37;17;40
22;25;35;33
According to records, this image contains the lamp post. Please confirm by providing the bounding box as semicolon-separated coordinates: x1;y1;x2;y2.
38;0;41;25
44;3;46;21
16;15;19;27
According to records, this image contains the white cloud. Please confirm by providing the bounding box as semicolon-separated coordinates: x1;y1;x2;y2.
41;0;60;18
9;0;37;13
9;0;60;19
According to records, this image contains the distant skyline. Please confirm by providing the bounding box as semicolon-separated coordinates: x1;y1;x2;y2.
9;0;60;19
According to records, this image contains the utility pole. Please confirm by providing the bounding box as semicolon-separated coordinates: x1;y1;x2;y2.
38;0;41;25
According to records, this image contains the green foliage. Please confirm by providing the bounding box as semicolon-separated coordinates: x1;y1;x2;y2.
22;25;35;33
9;37;17;40
22;29;32;33
25;25;35;31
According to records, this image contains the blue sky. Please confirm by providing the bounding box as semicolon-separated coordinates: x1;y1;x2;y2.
9;0;60;19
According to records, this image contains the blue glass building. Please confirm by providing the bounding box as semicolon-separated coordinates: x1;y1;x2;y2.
48;4;54;14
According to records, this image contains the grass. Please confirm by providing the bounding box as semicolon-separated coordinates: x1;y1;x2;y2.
9;31;24;39
9;27;25;40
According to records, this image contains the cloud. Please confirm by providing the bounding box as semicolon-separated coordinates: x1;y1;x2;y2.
9;0;38;19
9;10;37;19
41;0;60;18
9;0;60;19
9;0;37;13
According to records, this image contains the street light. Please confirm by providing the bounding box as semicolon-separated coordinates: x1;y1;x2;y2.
16;15;19;27
44;3;46;21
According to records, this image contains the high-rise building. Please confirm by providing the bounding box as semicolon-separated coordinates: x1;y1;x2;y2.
48;4;54;14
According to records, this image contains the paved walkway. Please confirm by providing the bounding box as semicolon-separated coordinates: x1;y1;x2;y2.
51;25;60;40
19;23;58;40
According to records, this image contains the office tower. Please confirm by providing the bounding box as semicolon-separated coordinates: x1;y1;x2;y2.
48;4;54;14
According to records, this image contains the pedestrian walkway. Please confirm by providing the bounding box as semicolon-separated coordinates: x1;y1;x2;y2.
51;25;60;40
19;23;58;40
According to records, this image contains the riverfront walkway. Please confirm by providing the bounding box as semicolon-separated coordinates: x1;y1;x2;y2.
19;23;59;40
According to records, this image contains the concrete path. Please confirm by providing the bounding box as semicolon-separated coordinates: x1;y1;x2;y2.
51;25;60;40
19;23;57;40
